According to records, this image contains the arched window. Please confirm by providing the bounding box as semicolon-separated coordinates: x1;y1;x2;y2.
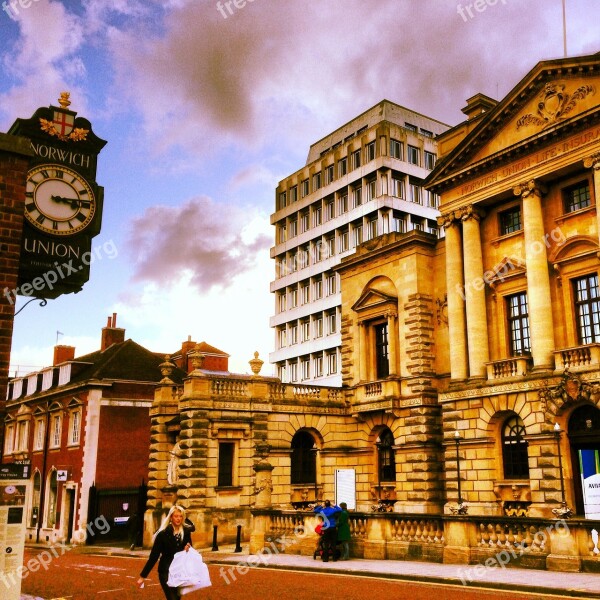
291;431;316;484
502;415;529;479
377;428;396;482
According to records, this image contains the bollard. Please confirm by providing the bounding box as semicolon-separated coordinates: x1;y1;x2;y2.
234;524;242;553
211;525;219;551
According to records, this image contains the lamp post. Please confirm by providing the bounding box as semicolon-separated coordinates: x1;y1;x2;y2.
454;430;462;505
552;422;573;518
310;443;320;503
451;430;468;514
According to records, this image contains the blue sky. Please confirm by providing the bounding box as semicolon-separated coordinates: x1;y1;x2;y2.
1;0;598;376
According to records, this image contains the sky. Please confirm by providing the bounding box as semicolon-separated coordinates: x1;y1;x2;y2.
1;0;598;377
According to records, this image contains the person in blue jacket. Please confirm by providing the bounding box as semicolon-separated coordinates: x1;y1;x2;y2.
313;499;342;561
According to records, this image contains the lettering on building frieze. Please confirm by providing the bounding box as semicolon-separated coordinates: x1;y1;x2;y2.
439;379;545;401
458;126;600;198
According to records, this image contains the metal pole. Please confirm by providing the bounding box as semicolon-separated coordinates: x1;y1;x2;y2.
562;0;567;58
234;524;242;553
455;435;462;504
211;525;219;551
555;428;566;505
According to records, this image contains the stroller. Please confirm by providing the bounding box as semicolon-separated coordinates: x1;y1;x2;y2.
313;520;341;561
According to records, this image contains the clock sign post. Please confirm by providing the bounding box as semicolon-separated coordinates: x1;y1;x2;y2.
8;93;107;299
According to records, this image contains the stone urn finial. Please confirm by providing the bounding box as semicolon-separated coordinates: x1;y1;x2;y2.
159;355;176;383
249;351;263;376
190;344;206;373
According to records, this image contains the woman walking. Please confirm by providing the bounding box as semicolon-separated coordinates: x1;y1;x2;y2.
137;505;193;599
337;502;351;560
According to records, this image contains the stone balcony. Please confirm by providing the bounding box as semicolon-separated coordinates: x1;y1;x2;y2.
352;379;402;414
486;356;532;380
554;344;600;371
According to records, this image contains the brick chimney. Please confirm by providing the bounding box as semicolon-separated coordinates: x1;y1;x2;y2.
101;312;125;351
53;345;75;365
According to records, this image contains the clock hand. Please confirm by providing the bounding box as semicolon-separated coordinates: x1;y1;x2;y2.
51;195;91;208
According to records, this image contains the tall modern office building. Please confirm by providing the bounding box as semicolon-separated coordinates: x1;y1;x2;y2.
270;100;449;385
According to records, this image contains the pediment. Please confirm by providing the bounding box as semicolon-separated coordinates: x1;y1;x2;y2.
352;288;398;313
428;53;600;190
550;235;599;264
487;256;526;284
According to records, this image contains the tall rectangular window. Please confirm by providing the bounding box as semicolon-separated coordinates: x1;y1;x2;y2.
50;415;61;448
411;183;421;204
368;218;378;240
69;410;81;445
34;418;45;451
353;187;362;207
289;219;297;238
325;199;335;221
300;211;309;233
391;176;404;198
313;355;324;377
351;149;361;170
313;278;323;299
339;227;349;252
290;323;298;345
327;310;337;334
312;172;321;192
301;179;309;198
353;223;363;246
325;164;334;185
313;206;322;227
301;319;310;342
327;273;337;295
290;185;297;203
574;274;600;344
499;206;522;235
327;351;337;375
218;442;235;487
4;424;14;455
506;292;531;356
407;145;420;165
338;192;348;214
365;141;376;162
374;322;389;379
301;356;310;380
366;179;376;201
563;181;591;213
424;151;436;170
390;139;403;160
338;157;347;178
301;281;310;304
278;191;287;210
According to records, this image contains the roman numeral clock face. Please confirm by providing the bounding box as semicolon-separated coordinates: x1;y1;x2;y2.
25;164;95;235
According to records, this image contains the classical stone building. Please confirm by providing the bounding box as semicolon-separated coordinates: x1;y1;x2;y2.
145;53;600;571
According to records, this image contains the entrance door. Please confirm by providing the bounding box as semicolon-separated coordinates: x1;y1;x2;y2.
66;489;75;541
568;404;600;517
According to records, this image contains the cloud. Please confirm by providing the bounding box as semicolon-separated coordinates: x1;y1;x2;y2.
100;0;600;163
126;196;271;291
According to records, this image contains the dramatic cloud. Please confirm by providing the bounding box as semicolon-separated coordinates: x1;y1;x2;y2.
127;196;271;291
105;0;599;159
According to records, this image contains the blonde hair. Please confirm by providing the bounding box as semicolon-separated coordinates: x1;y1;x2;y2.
154;505;186;540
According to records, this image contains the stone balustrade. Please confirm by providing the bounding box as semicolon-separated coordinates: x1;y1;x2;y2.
250;509;600;572
554;344;600;370
486;356;532;380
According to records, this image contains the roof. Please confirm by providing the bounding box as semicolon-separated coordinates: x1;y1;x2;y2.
70;339;187;384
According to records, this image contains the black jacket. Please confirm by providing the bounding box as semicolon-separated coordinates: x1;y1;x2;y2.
140;524;193;581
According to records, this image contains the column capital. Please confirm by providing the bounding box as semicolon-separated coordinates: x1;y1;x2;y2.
459;204;485;223
385;309;398;320
513;179;547;199
583;152;600;170
437;212;456;228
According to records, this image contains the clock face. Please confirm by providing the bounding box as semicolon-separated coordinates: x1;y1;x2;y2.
25;164;96;235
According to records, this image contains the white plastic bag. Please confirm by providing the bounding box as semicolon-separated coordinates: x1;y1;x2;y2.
167;547;212;594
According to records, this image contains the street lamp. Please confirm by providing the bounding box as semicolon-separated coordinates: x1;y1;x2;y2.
310;443;320;503
451;430;468;515
552;422;573;518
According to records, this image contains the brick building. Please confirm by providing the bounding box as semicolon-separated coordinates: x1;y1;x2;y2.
1;315;216;545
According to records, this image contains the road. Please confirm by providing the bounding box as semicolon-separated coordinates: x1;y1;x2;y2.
17;548;573;600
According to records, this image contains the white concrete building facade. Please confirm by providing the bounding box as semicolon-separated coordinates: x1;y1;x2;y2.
270;100;449;385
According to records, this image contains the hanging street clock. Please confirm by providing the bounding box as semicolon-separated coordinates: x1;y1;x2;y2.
8;93;107;299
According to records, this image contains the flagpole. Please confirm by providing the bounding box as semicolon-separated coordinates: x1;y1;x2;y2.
562;0;567;58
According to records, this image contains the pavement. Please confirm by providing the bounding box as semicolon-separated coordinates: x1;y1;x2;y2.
22;542;600;599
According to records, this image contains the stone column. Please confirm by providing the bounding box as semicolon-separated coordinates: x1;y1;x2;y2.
514;180;554;370
583;152;600;242
386;310;398;376
439;214;468;380
461;206;489;379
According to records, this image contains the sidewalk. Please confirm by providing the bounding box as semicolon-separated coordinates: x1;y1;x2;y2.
66;542;600;598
